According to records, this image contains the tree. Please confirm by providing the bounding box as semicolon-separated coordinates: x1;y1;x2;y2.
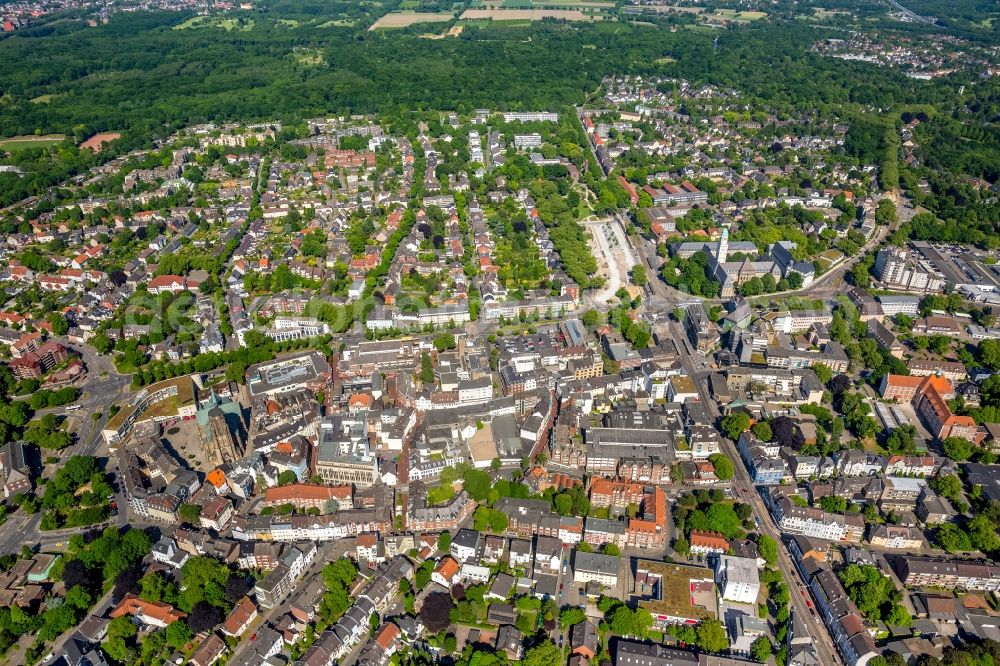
696;619;729;653
942;437;974;462
462;469;492;501
829;374;851;395
224;573;250;605
885;604;911;627
608;605;652;637
630;264;647;286
820;496;848;513
705;503;743;539
420;352;434;385
602;543;621;557
47;313;70;336
813;363;833;385
553;493;573;516
140;570;176;604
415;560;434;589
720;412;751;440
771;416;804;449
65;584;93;610
277;470;298;486
934;523;973;552
524;641;561;666
323;558;358;590
433;333;457;352
437;531;452;551
674;537;690;556
750;636;772;662
979;339;1000;371
166;620;194;649
62;559;91;591
757;534;778;566
581;309;603;329
709;453;734;481
929;474;963;501
40;605;78;641
751;421;772;442
112;564;144;602
968;514;1000;554
560;607;586;629
178;503;201;523
420;592;452;633
186;601;224;633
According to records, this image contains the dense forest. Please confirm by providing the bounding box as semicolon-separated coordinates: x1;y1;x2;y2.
0;11;961;142
0;0;995;240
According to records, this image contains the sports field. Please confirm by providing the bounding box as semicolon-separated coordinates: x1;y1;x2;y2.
80;132;121;152
0;135;66;150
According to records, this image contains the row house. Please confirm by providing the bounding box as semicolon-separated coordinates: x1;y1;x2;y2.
767;492;865;542
809;568;879;666
254;543;318;609
232;506;392;542
891;556;1000;591
587;477;645;510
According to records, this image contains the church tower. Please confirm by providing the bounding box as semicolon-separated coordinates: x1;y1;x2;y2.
717;226;730;264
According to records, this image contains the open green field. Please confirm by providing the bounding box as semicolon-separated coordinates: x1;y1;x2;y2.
173;15;255;31
469;0;614;6
459;8;605;21
293;48;326;65
0;134;65;150
318;18;358;27
706;8;766;21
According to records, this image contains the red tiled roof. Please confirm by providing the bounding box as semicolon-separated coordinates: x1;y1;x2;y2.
222;596;257;636
265;484;352;503
375;623;400;650
110;594;186;625
689;531;730;550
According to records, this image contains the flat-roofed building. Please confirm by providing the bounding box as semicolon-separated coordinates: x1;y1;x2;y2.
715;555;760;604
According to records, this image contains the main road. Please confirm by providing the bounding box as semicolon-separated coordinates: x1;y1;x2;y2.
666;318;843;666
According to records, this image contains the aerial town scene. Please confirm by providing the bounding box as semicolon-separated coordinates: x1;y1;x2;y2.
0;1;998;666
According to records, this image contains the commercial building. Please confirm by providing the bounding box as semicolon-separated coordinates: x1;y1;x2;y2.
102;376;198;447
244;351;331;398
633;560;716;628
572;551;620;587
314;416;380;487
715;555;760;605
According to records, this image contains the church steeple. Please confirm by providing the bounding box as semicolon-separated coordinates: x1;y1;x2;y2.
717;226;729;264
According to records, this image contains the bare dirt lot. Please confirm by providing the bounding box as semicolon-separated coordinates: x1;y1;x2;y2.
369;11;455;29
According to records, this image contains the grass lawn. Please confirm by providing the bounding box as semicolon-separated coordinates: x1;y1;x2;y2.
0;134;66;150
318;18;358;26
174;16;254;30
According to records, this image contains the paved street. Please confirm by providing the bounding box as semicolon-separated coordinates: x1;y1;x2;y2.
228;539;358;665
667;319;843;666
